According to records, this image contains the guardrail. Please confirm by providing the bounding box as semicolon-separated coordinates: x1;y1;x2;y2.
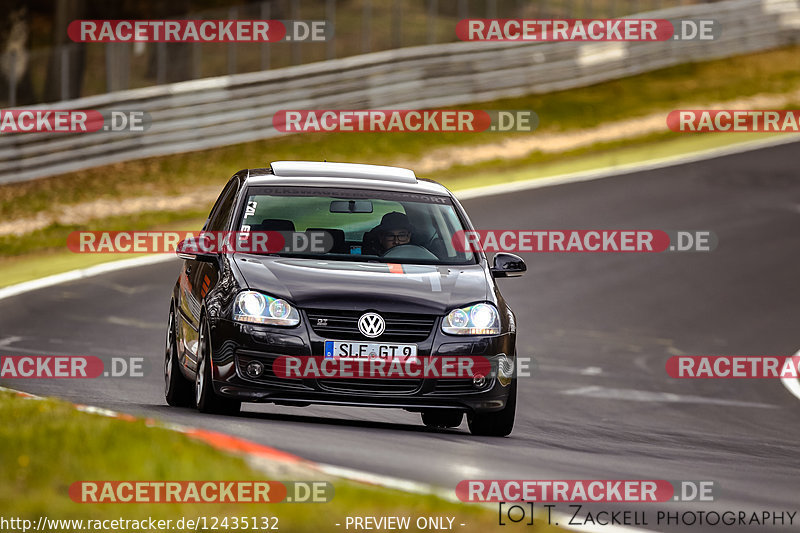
1;0;710;107
1;0;798;185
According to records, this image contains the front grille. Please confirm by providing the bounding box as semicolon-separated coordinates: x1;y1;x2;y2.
305;309;437;342
318;378;422;395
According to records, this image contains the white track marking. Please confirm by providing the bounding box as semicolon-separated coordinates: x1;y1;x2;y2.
780;349;800;402
0;336;23;348
0;255;176;301
563;385;776;408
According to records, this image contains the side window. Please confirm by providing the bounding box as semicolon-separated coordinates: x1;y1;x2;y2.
205;179;239;232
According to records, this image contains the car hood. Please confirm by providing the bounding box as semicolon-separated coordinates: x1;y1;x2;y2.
232;255;490;314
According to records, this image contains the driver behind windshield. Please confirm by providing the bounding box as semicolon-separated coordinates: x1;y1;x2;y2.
375;211;413;254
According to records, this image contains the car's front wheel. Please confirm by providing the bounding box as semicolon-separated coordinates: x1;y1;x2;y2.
467;378;516;437
195;316;241;415
165;305;193;407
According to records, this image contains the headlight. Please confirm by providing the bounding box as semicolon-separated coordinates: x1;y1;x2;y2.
442;303;500;335
233;291;300;326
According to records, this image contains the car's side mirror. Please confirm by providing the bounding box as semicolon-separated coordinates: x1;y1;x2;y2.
176;237;218;262
491;252;526;278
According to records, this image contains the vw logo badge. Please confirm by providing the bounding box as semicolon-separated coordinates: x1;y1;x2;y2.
358;312;385;338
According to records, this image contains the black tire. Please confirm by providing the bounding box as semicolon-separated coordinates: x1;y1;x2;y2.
195;316;241;415
467;378;516;437
165;305;193;407
421;409;463;429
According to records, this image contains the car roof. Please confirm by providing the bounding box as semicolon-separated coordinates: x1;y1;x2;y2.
241;161;452;196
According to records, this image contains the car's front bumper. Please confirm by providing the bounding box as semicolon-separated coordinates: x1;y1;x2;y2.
207;317;516;413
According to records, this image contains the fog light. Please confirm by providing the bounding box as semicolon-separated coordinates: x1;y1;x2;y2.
473;374;486;388
497;354;513;387
246;361;264;378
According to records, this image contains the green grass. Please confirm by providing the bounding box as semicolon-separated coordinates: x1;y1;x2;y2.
434;130;788;190
0;210;211;257
0;217;206;287
0;390;564;531
0;251;153;287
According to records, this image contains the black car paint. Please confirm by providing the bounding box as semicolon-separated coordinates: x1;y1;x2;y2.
171;169;519;414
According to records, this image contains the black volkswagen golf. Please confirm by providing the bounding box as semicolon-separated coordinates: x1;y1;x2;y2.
164;161;526;436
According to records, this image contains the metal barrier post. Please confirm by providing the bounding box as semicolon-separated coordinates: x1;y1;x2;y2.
362;0;372;53
192;15;202;79
261;2;271;69
291;0;301;65
392;0;402;48
7;49;17;107
228;6;238;75
326;0;336;60
157;42;166;84
427;0;437;44
60;45;69;101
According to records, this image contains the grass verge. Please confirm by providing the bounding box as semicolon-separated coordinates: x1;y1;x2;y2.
434;130;787;190
1;45;798;221
0;217;206;287
0;390;562;531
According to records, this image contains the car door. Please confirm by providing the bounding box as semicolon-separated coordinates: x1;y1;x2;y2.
177;177;240;371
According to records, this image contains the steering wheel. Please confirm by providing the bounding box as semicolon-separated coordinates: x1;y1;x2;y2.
382;244;438;261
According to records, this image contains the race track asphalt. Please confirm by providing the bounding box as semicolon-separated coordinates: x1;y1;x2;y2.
2;141;799;531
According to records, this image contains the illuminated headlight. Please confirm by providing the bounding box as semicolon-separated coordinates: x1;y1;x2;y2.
233;291;300;326
442;303;500;335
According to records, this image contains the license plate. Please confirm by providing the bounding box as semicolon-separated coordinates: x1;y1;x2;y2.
324;341;417;360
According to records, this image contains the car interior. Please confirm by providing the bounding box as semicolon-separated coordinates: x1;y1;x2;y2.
239;193;472;263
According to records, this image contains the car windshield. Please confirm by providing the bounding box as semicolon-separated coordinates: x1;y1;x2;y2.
237;186;476;265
